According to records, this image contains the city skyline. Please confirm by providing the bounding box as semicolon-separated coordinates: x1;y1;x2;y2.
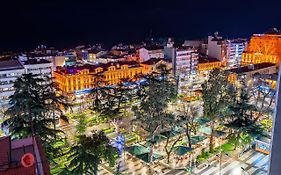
0;1;280;175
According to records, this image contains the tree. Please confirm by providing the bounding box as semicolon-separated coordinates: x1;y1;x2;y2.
201;69;230;151
90;76;136;173
250;80;275;122
225;81;265;150
65;131;118;175
91;73;107;113
162;113;183;164
184;104;200;146
91;77;134;134
133;66;176;163
75;114;88;135
4;73;69;159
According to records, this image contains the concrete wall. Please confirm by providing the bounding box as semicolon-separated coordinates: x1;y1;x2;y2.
207;36;223;60
268;64;281;175
139;48;149;62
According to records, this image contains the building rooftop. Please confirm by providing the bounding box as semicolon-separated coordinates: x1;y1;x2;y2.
56;61;141;75
88;50;102;54
26;53;57;58
254;73;278;81
0;136;51;175
228;63;275;74
176;46;195;51
0;56;13;61
253;33;281;38
227;38;247;44
141;58;164;65
144;45;164;51
0;60;24;71
24;59;51;65
210;36;224;42
198;55;220;64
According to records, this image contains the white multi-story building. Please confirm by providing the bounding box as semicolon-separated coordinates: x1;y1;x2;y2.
23;59;54;77
207;34;227;61
0;59;54;110
18;53;65;70
165;45;198;78
226;39;247;67
173;47;198;78
139;46;164;62
207;33;247;67
0;60;25;108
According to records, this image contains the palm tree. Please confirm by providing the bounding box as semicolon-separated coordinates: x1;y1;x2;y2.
65;131;118;175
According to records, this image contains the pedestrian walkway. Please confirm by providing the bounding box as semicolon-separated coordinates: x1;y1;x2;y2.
192;150;268;175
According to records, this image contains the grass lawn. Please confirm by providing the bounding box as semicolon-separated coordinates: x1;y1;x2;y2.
196;143;234;164
221;142;235;153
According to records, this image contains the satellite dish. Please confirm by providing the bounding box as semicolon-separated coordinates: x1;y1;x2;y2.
21;153;35;168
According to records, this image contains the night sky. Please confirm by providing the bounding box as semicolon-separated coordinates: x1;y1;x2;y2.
1;0;281;52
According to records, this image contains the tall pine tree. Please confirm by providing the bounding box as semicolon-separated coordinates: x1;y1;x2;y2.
4;73;69;159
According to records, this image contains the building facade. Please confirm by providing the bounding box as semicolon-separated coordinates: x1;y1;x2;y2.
23;59;53;77
242;33;281;66
0;136;51;175
18;53;65;71
164;44;198;78
227;63;277;87
173;47;198;78
197;55;223;72
207;34;247;67
0;60;25;108
140;58;172;74
207;35;227;61
54;61;148;94
139;46;164;62
88;50;107;61
226;39;247;67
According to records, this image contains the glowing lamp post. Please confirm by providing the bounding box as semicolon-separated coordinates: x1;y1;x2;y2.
113;134;125;154
112;134;125;172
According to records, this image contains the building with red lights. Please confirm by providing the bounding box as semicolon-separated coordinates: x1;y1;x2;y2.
0;136;51;175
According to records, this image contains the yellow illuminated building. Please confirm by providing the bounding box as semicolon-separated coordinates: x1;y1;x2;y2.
197;56;224;72
242;34;281;65
227;63;277;87
140;58;172;73
54;61;154;94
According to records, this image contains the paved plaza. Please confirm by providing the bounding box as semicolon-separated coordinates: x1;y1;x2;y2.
193;150;268;175
97;150;269;175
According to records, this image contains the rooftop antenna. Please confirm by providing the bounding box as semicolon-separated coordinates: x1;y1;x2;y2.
214;32;219;38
